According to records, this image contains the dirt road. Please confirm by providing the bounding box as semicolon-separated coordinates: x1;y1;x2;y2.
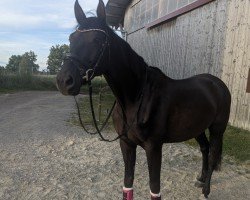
0;91;249;200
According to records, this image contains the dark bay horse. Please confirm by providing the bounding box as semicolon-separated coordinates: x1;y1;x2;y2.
57;1;231;199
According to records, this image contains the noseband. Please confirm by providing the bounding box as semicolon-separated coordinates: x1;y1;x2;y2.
65;28;109;81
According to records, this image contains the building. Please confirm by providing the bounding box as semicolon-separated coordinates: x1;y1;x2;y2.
106;0;250;130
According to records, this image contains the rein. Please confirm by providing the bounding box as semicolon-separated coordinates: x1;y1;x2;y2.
88;81;126;142
73;94;116;135
69;28;148;142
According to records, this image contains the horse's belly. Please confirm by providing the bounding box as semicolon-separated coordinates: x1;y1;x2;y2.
165;111;214;142
165;129;202;143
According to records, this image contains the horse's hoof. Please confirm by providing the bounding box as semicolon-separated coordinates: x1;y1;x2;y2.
195;180;205;188
199;195;208;200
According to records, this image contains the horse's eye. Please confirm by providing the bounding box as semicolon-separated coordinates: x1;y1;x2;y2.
69;33;76;42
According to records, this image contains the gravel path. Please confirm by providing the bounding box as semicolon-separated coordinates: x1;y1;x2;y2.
0;91;249;200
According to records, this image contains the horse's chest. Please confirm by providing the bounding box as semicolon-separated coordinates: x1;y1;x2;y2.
112;106;146;144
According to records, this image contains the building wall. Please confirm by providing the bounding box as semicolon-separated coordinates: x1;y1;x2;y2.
221;0;250;130
123;0;250;130
124;0;228;79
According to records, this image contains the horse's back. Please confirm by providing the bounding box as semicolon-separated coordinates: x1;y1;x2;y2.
183;73;231;104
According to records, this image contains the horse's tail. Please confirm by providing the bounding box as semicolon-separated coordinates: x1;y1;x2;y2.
208;128;224;171
209;89;230;171
211;75;231;171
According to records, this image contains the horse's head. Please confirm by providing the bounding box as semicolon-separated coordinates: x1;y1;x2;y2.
57;0;109;95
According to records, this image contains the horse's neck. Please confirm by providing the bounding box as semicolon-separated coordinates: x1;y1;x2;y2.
103;34;147;109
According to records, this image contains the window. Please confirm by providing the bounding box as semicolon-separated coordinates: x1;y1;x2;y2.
247;68;250;93
146;0;215;29
126;0;215;34
127;0;160;34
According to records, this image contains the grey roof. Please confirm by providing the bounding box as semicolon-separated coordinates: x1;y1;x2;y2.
106;0;132;27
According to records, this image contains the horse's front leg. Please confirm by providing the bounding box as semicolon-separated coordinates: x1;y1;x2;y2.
145;143;163;200
120;139;137;200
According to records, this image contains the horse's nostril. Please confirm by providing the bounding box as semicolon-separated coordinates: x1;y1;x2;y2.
65;76;74;86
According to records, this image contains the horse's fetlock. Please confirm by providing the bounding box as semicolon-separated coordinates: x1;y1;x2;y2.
124;176;134;187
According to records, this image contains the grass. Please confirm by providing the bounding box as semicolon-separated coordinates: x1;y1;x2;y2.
79;76;110;95
185;126;250;163
69;77;116;131
0;74;57;93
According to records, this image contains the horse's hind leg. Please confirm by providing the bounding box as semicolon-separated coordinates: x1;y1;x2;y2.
203;124;225;198
195;132;209;186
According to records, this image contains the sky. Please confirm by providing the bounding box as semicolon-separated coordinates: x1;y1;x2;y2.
0;0;108;70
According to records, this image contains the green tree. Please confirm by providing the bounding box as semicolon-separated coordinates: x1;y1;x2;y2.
5;51;40;75
6;55;22;73
0;66;5;75
19;51;39;75
47;44;69;74
19;54;32;75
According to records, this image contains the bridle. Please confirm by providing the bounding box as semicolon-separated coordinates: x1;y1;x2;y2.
67;28;125;142
65;28;110;82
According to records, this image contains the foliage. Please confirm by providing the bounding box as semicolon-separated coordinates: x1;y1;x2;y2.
0;74;57;93
0;66;5;74
19;54;32;75
5;55;22;73
47;44;69;75
5;51;40;75
185;126;250;163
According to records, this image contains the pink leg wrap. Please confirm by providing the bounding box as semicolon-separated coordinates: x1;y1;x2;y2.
123;188;133;200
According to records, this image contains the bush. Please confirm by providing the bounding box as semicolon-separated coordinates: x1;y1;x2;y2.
0;73;57;93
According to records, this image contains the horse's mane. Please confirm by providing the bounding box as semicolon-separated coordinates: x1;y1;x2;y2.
106;25;148;70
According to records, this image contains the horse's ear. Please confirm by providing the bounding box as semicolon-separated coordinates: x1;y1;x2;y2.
97;0;106;23
74;0;86;25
